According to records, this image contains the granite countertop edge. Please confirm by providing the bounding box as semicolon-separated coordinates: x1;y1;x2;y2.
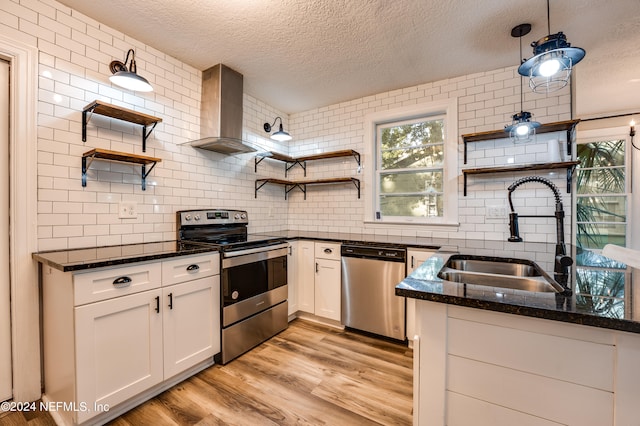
396;286;640;334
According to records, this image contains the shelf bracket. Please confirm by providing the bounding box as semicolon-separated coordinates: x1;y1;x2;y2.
463;173;467;196
82;104;98;142
81;153;97;187
255;180;269;198
141;122;158;153
463;140;468;165
290;183;306;200
566;166;575;193
352;178;361;199
352;152;362;172
141;161;158;191
285;160;306;177
255;156;267;173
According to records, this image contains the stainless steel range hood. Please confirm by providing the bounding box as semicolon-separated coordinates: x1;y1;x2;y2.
188;64;256;154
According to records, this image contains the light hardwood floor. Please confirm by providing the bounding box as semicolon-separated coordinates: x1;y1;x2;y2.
0;319;413;425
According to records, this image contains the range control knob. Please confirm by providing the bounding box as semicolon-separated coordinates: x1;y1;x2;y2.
184;214;192;221
194;214;201;221
240;213;247;220
234;213;241;220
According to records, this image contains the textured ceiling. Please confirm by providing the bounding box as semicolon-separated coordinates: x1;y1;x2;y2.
57;0;640;114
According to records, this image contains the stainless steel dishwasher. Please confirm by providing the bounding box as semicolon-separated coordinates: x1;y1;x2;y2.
341;244;407;341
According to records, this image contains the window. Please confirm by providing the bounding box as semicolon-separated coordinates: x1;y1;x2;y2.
364;99;458;225
574;130;630;318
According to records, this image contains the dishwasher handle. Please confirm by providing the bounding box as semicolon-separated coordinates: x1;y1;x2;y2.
341;245;406;262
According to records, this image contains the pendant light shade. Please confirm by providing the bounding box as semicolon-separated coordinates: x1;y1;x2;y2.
263;117;292;141
517;1;586;93
109;49;153;92
505;24;541;143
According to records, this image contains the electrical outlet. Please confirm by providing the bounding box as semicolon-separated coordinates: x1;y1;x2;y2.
118;201;138;219
487;205;506;218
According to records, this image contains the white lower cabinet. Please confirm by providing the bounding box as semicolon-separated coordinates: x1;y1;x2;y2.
296;241;341;322
162;277;219;378
75;289;164;423
314;257;341;321
413;301;621;426
41;253;220;426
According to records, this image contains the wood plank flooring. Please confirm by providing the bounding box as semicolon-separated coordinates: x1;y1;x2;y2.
0;319;413;425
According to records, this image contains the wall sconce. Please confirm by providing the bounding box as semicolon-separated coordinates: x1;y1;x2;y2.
631;120;640;151
518;0;585;93
505;24;541;143
109;49;153;92
263;117;292;141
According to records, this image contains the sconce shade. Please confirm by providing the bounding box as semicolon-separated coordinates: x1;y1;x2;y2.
517;0;586;94
264;117;292;141
505;111;541;143
109;49;153;92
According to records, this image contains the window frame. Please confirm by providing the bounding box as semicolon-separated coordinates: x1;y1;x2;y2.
363;99;459;227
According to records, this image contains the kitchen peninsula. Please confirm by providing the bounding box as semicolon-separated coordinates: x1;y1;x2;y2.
397;246;640;426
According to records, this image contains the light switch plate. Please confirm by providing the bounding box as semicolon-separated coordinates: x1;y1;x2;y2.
118;201;138;219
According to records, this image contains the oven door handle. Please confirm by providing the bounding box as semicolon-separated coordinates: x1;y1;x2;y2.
223;242;290;258
222;245;289;269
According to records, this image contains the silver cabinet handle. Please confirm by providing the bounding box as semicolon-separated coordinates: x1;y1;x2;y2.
186;264;200;272
112;276;132;288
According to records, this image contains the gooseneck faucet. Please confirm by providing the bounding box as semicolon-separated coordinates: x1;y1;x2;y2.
507;176;573;289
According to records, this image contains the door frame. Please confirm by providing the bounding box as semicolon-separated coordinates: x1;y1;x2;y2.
0;34;39;401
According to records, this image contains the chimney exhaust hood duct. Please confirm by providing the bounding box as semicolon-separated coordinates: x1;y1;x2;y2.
189;64;256;154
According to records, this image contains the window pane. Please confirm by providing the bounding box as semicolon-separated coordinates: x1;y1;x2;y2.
381;145;444;169
575;248;627;269
380;171;443;194
380;120;444;151
576;167;625;194
380;194;443;217
577;140;625;168
577;223;626;249
577;196;626;222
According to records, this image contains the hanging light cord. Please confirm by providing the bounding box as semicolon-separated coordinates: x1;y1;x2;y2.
519;32;524;112
546;0;551;34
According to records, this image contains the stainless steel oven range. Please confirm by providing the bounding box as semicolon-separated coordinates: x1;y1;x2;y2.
177;209;288;364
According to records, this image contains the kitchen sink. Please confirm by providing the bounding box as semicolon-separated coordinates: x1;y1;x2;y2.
437;255;565;293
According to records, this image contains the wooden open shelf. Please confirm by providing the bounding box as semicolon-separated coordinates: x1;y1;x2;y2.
461;161;580;196
255;149;361;177
82;148;161;191
255;177;361;200
82;101;162;152
460;119;580;164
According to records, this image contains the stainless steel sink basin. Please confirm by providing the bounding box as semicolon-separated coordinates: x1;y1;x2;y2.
437;255;564;293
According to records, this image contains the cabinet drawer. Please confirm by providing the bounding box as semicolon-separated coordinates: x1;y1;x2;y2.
314;242;341;261
74;262;162;306
162;253;220;286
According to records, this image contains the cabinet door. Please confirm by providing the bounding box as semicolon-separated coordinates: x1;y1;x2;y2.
75;289;163;424
406;249;435;341
314;258;341;321
297;241;316;314
287;241;298;316
163;276;220;378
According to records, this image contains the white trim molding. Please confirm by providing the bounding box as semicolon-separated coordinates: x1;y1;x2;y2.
0;34;40;402
362;98;459;228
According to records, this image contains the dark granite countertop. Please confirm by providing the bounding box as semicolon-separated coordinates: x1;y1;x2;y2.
396;248;639;334
32;240;219;272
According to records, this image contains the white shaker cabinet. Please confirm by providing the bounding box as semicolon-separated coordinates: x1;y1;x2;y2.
296;240;316;314
74;288;164;423
42;252;220;426
295;240;341;322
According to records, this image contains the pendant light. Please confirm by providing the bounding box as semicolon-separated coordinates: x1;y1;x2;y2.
518;0;586;93
505;24;541;143
109;49;153;92
263;116;292;141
